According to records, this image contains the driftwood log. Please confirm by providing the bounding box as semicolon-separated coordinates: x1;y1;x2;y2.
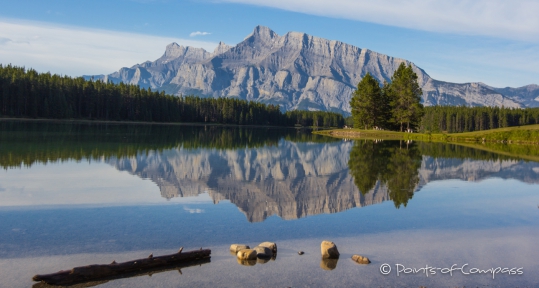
32;247;211;286
32;258;210;288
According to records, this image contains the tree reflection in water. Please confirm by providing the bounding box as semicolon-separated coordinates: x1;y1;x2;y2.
348;140;422;208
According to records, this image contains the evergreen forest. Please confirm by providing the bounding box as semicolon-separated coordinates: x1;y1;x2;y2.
0;65;344;128
350;63;539;133
420;105;539;133
4;64;539;133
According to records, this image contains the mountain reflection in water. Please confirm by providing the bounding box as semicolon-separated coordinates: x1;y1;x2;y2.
2;120;539;222
109;140;389;222
110;139;539;222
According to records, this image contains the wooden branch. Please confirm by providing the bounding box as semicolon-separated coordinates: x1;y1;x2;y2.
32;248;211;286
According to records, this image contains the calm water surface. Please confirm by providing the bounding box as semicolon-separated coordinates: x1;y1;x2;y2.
1;120;538;287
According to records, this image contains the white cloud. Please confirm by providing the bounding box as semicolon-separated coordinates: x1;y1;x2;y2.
0;19;218;76
190;31;212;37
221;0;539;42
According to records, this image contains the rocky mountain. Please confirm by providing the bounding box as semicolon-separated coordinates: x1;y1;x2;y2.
483;84;539;108
108;140;539;222
86;26;537;114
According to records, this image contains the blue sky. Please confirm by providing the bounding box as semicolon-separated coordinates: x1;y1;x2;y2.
0;0;537;88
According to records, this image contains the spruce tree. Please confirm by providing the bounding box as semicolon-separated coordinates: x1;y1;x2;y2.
386;63;424;132
350;73;387;129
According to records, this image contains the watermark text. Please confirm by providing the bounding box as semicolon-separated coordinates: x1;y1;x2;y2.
379;263;523;279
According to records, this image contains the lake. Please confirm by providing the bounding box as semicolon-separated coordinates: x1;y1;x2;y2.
1;120;538;287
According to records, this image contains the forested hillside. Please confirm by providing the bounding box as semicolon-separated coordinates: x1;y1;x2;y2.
5;64;539;133
0;65;344;127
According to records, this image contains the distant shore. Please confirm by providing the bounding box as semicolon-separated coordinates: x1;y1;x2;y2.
314;125;539;145
0;117;305;130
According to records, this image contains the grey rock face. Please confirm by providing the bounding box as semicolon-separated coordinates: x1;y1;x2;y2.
213;41;233;55
422;80;523;108
482;84;539;107
86;26;536;112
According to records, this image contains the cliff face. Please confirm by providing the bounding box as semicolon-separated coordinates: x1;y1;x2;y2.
484;84;539;108
87;26;533;113
421;80;524;107
109;140;539;222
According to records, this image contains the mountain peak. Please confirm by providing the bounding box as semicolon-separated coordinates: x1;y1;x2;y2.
163;42;186;59
161;43;210;62
89;25;534;111
246;25;279;41
213;41;232;55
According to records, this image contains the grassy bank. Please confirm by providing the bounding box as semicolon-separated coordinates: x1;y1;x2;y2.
315;124;539;145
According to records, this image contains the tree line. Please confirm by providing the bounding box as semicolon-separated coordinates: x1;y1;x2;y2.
419;105;539;133
349;62;539;133
0;64;344;128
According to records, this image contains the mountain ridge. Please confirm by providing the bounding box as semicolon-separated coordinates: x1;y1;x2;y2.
86;25;538;113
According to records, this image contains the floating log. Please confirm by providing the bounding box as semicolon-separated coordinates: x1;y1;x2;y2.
32;258;210;288
32;248;211;286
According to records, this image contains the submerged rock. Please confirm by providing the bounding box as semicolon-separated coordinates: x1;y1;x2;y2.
237;249;257;260
230;244;250;253
257;257;270;264
253;246;272;258
320;241;340;259
351;254;371;264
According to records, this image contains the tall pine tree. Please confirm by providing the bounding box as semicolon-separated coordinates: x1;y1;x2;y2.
350;73;388;129
386;63;424;132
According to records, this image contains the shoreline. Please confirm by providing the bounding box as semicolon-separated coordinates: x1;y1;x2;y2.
315;128;539;162
0;117;309;130
315;126;539;145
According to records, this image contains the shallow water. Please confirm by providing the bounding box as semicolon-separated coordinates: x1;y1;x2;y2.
1;120;538;287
